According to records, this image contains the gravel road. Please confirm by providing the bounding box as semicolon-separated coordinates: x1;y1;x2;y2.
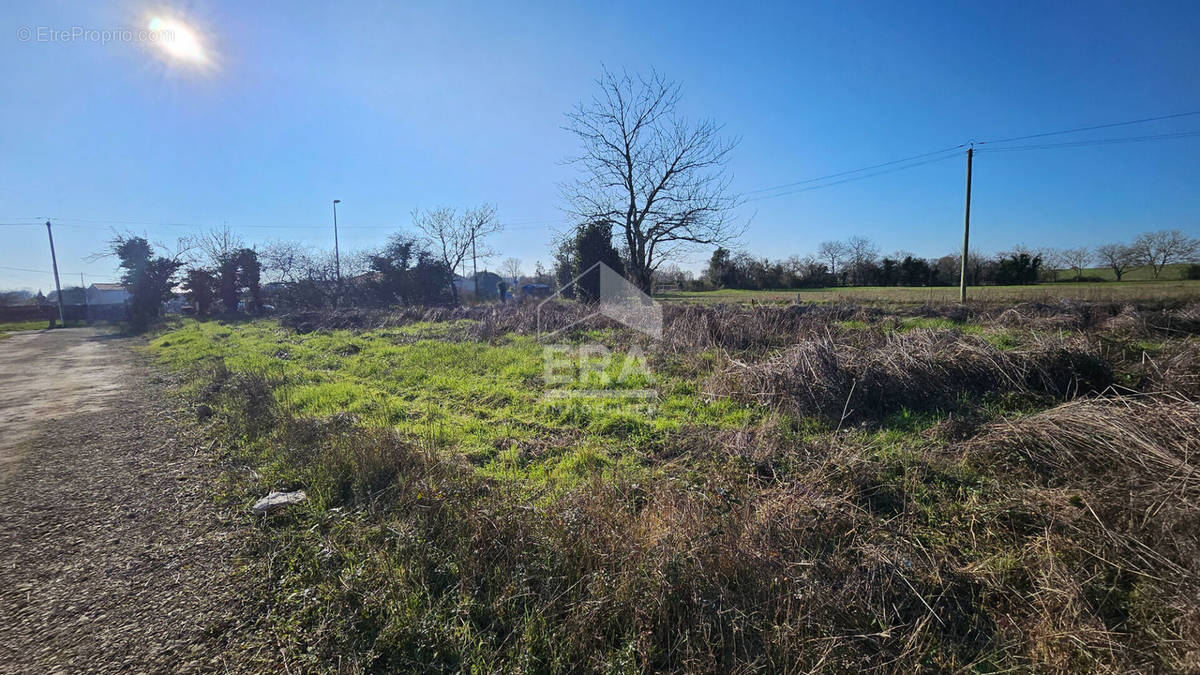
0;328;260;672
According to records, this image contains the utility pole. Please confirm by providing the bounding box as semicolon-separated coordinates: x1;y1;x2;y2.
80;273;89;326
332;199;342;283
958;146;973;303
46;221;66;328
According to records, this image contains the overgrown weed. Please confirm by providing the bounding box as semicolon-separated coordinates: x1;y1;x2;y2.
150;299;1200;671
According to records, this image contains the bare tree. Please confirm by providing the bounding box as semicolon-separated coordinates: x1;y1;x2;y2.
461;204;503;280
845;235;879;286
1095;243;1137;281
1131;229;1200;279
938;252;986;286
1057;247;1091;281
414;208;466;303
817;240;850;284
563;68;740;293
260;240;319;285
499;257;523;285
192;224;245;267
413;204;502;304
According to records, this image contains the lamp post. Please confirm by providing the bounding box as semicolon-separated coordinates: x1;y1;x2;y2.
332;199;342;283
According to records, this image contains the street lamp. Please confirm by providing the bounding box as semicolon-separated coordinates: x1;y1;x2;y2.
332;199;342;283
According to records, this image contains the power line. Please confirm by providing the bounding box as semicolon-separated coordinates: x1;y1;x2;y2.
741;112;1200;202
977;129;1200;153
0;264;57;274
2;111;1198;229
745;151;961;202
978;109;1200;145
0;264;89;277
742;144;965;196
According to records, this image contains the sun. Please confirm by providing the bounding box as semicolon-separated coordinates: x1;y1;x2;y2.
147;15;208;65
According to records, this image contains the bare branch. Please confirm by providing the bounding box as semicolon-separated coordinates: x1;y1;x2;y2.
562;68;740;292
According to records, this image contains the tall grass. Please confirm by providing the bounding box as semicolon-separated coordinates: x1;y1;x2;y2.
152;300;1200;671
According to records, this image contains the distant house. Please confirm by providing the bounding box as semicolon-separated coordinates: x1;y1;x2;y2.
86;283;131;305
521;283;552;299
474;271;503;299
452;272;506;299
452;275;476;296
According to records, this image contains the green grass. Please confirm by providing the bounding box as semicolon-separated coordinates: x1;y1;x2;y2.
0;319;91;330
0;319;89;337
0;320;53;335
657;279;1200;304
149;319;762;489
145;307;1200;671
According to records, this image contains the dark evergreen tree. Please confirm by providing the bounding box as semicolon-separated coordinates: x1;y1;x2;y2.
573;221;624;302
110;236;182;329
182;269;217;316
995;252;1042;285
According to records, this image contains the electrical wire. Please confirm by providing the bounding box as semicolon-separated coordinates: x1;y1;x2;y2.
976;130;1200;153
745;151;962;202
2;111;1198;227
978;110;1200;145
741;144;965;196
0;264;88;276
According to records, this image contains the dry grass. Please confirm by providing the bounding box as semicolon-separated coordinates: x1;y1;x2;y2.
707;329;1110;424
975;397;1199;516
163;298;1200;671
1136;339;1200;396
968;398;1200;671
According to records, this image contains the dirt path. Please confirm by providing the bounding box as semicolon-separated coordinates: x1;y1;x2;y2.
0;329;257;672
0;329;128;479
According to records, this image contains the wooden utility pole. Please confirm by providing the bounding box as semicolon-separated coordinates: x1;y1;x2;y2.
81;272;89;323
958;146;973;303
46;221;66;327
332;200;342;283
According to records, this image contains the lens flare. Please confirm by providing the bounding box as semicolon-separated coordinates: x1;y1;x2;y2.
147;15;207;65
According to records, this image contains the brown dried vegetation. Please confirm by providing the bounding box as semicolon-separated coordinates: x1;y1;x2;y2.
191;299;1200;671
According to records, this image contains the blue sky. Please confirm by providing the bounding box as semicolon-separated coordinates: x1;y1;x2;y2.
3;0;1199;290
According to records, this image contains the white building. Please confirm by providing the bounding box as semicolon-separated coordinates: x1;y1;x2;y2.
86;283;131;305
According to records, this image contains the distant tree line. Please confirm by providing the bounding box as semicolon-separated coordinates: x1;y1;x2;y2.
186;206;502;314
664;229;1199;292
21;224;1196;330
90;204;508;328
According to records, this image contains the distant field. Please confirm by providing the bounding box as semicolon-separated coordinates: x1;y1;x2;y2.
658;279;1200;304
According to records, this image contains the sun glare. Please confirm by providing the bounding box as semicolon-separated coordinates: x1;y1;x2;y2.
147;15;207;65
